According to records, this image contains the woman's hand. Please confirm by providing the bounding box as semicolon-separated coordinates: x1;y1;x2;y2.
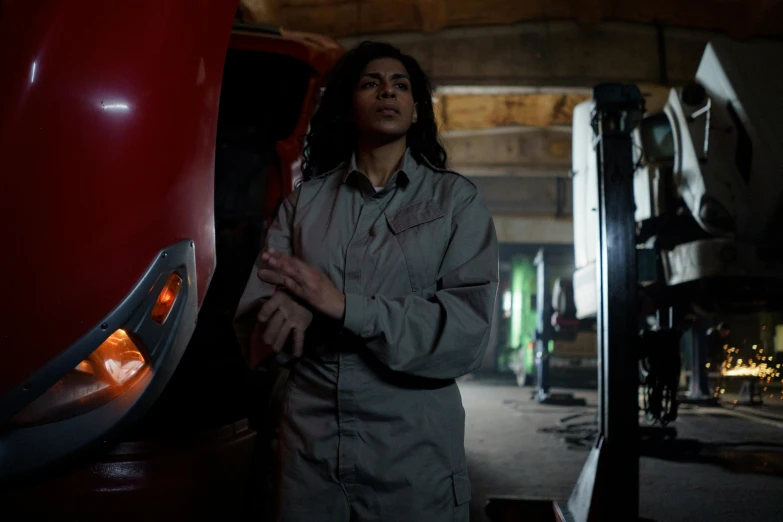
257;249;346;321
253;289;313;358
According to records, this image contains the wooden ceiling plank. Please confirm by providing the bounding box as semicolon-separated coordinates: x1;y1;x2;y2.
436;92;591;131
273;0;783;39
240;0;282;25
278;2;360;36
442;127;573;167
416;0;448;33
441;0;545;26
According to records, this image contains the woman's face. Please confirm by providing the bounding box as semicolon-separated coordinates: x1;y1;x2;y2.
352;57;418;142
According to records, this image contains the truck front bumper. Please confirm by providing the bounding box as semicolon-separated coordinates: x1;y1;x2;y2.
0;240;199;481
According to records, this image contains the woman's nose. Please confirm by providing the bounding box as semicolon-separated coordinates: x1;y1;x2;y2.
380;83;396;98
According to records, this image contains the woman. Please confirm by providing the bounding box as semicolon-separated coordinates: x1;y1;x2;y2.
234;40;499;522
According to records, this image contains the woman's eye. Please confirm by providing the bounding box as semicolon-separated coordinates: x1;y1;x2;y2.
396;83;409;90
363;81;377;88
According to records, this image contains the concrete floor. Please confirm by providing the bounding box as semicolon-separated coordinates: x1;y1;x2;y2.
459;375;783;522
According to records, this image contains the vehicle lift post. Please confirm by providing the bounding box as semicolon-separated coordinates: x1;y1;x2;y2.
560;84;645;522
533;248;586;407
680;327;720;406
486;84;646;521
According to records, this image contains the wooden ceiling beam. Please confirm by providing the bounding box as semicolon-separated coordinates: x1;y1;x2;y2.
341;22;713;89
265;0;783;39
239;0;281;25
731;0;783;40
442;126;572;169
492;215;574;244
434;92;591;131
469;176;572;216
416;0;448;33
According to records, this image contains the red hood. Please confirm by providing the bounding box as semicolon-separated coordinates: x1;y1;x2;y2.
0;1;238;396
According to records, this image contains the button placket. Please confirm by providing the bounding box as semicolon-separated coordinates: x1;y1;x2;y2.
337;197;382;490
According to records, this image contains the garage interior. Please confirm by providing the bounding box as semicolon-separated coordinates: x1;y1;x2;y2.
242;2;783;521
1;1;783;521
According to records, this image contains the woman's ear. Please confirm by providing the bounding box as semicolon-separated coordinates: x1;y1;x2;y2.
412;102;418;124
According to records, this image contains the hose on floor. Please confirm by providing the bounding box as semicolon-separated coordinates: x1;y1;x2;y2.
538;410;598;450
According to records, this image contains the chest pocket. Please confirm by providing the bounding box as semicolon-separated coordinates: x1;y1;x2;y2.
385;200;446;293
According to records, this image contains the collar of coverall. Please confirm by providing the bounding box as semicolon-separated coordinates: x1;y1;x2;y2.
342;146;417;187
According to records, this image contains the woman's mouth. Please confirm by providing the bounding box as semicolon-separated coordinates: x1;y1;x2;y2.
377;105;400;117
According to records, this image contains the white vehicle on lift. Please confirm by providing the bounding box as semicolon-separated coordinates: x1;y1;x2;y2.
571;38;783;322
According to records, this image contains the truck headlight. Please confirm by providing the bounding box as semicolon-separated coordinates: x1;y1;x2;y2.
10;329;150;427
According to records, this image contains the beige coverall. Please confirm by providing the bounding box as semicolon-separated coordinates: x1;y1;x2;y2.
234;148;499;522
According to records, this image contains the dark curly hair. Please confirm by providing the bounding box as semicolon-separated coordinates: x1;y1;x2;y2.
300;41;447;181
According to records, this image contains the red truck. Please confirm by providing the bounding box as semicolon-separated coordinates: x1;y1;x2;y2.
0;2;342;519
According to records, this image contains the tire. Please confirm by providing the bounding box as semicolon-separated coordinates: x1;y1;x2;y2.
552;278;576;318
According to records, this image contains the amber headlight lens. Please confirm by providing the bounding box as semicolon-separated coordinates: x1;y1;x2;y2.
151;273;182;324
11;329;149;427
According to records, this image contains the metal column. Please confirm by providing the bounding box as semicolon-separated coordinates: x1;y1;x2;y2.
562;84;644;522
534;248;552;399
532;248;585;406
